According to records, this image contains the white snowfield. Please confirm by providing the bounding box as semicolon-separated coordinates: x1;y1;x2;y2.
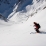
0;0;46;46
0;6;46;46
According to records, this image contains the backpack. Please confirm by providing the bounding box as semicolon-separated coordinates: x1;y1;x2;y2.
37;24;41;28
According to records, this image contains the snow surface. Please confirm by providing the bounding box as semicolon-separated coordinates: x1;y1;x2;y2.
0;5;46;46
0;0;46;46
8;0;46;23
0;0;32;18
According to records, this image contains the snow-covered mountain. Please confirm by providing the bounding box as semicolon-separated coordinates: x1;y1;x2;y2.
0;0;46;23
0;0;18;18
0;0;46;46
0;0;32;18
8;0;46;23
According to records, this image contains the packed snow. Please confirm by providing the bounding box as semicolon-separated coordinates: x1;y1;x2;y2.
0;0;46;46
0;5;46;46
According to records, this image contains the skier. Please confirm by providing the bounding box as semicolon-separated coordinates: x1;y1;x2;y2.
33;22;41;33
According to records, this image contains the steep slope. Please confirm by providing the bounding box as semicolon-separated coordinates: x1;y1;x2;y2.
0;0;46;46
0;0;33;25
8;0;46;23
0;4;46;46
0;0;33;18
0;0;46;25
0;0;19;18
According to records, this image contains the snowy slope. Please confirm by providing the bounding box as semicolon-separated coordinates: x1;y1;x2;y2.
0;0;33;24
0;5;46;46
0;0;46;46
0;0;32;18
8;0;46;23
0;0;18;18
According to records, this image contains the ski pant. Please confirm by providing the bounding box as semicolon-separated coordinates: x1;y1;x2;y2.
34;28;40;33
